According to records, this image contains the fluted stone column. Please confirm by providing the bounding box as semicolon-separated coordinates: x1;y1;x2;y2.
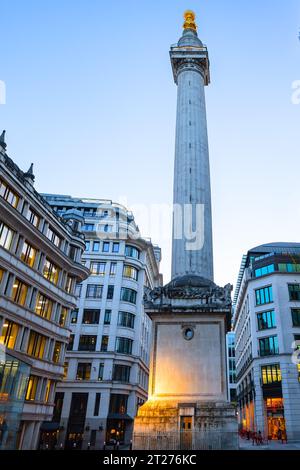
170;27;213;281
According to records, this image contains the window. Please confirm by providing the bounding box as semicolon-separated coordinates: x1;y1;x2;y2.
82;309;100;324
292;309;300;327
120;287;137;304
46;226;61;248
92;241;100;252
90;261;106;276
255;264;275;278
104;310;111;325
107;285;114;300
255;286;273;306
0;320;19;349
0;178;19;208
125;245;140;259
85;240;90;251
26;207;40;228
0;222;14;250
259;336;279;357
257;310;276;330
67;334;75;351
25;375;39;401
102;242;110;253
279;263;300;273
35;293;53;320
112;243;120;253
123;265;138;281
98;363;104;381
43;258;60;285
53;392;64;422
86;284;103;299
11;279;28;306
59;307;68;326
65;275;75;294
75;283;82;297
100;335;109;352
82;224;95;231
118;311;135;329
69;245;77;261
94;393;101;416
70;310;78;324
109;394;128;414
115;337;133;354
20;241;37;268
110;262;117;276
63;363;68;380
288;284;300;301
113;365;131;382
27;331;46;359
52;341;62;363
76;363;91;381
78;335;97;351
261;364;282;385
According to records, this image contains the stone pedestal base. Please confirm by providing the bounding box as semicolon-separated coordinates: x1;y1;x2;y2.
133;399;238;450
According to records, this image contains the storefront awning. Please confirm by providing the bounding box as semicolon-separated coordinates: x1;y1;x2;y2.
107;413;133;421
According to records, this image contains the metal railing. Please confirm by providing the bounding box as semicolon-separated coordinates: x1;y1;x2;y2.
133;431;239;451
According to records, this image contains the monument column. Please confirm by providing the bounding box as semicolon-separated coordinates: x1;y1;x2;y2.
133;11;237;451
171;11;213;281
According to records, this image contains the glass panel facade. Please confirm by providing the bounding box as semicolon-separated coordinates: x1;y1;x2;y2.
255;264;275;278
257;310;276;330
259;336;279;357
0;352;30;450
255;286;273;306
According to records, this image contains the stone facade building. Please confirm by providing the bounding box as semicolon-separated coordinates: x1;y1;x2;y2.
40;194;162;449
233;243;300;441
0;132;89;449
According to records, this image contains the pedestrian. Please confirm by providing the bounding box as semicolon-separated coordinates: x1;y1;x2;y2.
257;431;263;445
277;428;282;443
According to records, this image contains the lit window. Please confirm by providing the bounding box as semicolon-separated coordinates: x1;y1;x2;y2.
11;279;28;306
26;207;40;228
90;262;106;276
35;293;53;320
52;341;62;363
101;335;109;352
0;320;19;349
59;307;68;326
20;240;37;268
27;331;46;359
25;375;39;401
0;178;19;208
261;364;281;385
0;222;14;250
78;335;97;351
43;258;60;285
82;309;100;324
123;265;138;281
76;363;91;381
46;226;62;248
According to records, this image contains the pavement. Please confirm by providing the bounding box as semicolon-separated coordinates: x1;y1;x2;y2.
239;437;300;451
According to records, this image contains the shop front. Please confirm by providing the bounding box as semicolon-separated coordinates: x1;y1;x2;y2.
266;398;286;440
0;350;31;449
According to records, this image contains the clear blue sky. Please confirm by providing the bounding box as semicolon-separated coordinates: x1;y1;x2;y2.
1;0;300;286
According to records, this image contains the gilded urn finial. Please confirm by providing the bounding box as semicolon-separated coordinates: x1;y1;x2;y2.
183;10;197;31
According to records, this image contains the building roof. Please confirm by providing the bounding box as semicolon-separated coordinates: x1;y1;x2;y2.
233;242;300;308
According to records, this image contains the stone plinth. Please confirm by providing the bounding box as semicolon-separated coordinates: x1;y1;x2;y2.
133;276;238;450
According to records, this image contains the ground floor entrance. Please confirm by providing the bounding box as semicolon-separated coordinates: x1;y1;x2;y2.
266;398;286;440
180;417;193;450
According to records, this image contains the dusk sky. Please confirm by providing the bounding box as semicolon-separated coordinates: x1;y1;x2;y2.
1;0;299;287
